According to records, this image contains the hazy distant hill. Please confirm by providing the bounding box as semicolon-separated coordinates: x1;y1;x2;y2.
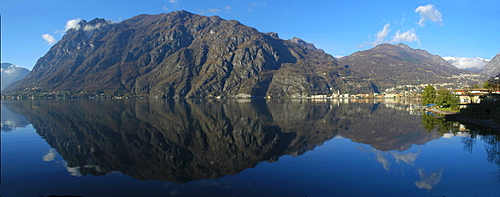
5;11;371;97
481;53;500;77
443;56;489;73
1;63;30;90
338;44;484;92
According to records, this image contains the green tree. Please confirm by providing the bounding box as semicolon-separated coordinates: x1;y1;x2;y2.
435;89;460;109
484;81;492;89
422;84;436;106
485;74;500;90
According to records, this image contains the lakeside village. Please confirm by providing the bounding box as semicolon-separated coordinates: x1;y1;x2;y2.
3;83;498;102
314;85;499;105
3;73;498;102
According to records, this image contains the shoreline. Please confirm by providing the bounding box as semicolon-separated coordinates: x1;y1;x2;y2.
423;108;458;115
425;107;500;130
446;115;500;130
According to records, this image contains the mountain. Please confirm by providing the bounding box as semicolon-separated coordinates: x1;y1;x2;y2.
1;63;30;90
481;53;500;76
443;56;489;73
4;11;370;98
337;44;485;92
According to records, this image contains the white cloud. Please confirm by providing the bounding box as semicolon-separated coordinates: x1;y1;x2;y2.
165;0;180;10
414;168;443;190
248;1;267;13
415;4;443;27
42;149;57;161
65;18;82;31
374;150;391;171
391;28;420;44
83;22;107;32
362;4;440;47
371;23;391;46
41;33;57;45
207;8;221;14
391;150;420;165
225;5;231;10
63;161;82;177
364;23;421;47
66;166;82;177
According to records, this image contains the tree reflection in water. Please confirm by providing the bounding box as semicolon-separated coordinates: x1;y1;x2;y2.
421;113;458;133
422;113;500;180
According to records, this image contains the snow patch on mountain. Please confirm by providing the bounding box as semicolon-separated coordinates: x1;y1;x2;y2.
443;56;490;72
1;64;22;74
1;63;31;90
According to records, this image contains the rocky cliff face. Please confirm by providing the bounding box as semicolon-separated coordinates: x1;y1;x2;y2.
6;11;369;97
338;44;484;92
1;63;30;90
481;53;500;76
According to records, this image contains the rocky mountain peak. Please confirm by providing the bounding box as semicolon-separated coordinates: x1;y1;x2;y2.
5;11;371;97
265;32;279;39
290;37;317;51
395;43;410;49
65;18;114;34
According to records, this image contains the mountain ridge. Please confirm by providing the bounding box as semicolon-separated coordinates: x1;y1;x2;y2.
481;53;500;76
338;43;486;92
3;11;490;97
5;11;371;97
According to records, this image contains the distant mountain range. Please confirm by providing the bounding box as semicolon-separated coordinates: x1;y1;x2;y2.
1;63;30;90
2;11;493;97
443;56;489;73
481;53;500;77
337;43;485;92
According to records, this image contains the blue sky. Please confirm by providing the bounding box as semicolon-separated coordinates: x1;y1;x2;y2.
1;0;499;70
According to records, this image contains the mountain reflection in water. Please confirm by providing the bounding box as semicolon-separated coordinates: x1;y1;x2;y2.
2;99;444;183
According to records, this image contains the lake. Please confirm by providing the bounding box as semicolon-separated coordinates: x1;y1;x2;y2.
1;99;499;197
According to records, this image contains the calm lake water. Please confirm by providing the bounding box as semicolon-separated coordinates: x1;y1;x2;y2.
1;99;499;197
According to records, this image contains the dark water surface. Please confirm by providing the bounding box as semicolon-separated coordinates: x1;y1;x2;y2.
1;99;499;196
